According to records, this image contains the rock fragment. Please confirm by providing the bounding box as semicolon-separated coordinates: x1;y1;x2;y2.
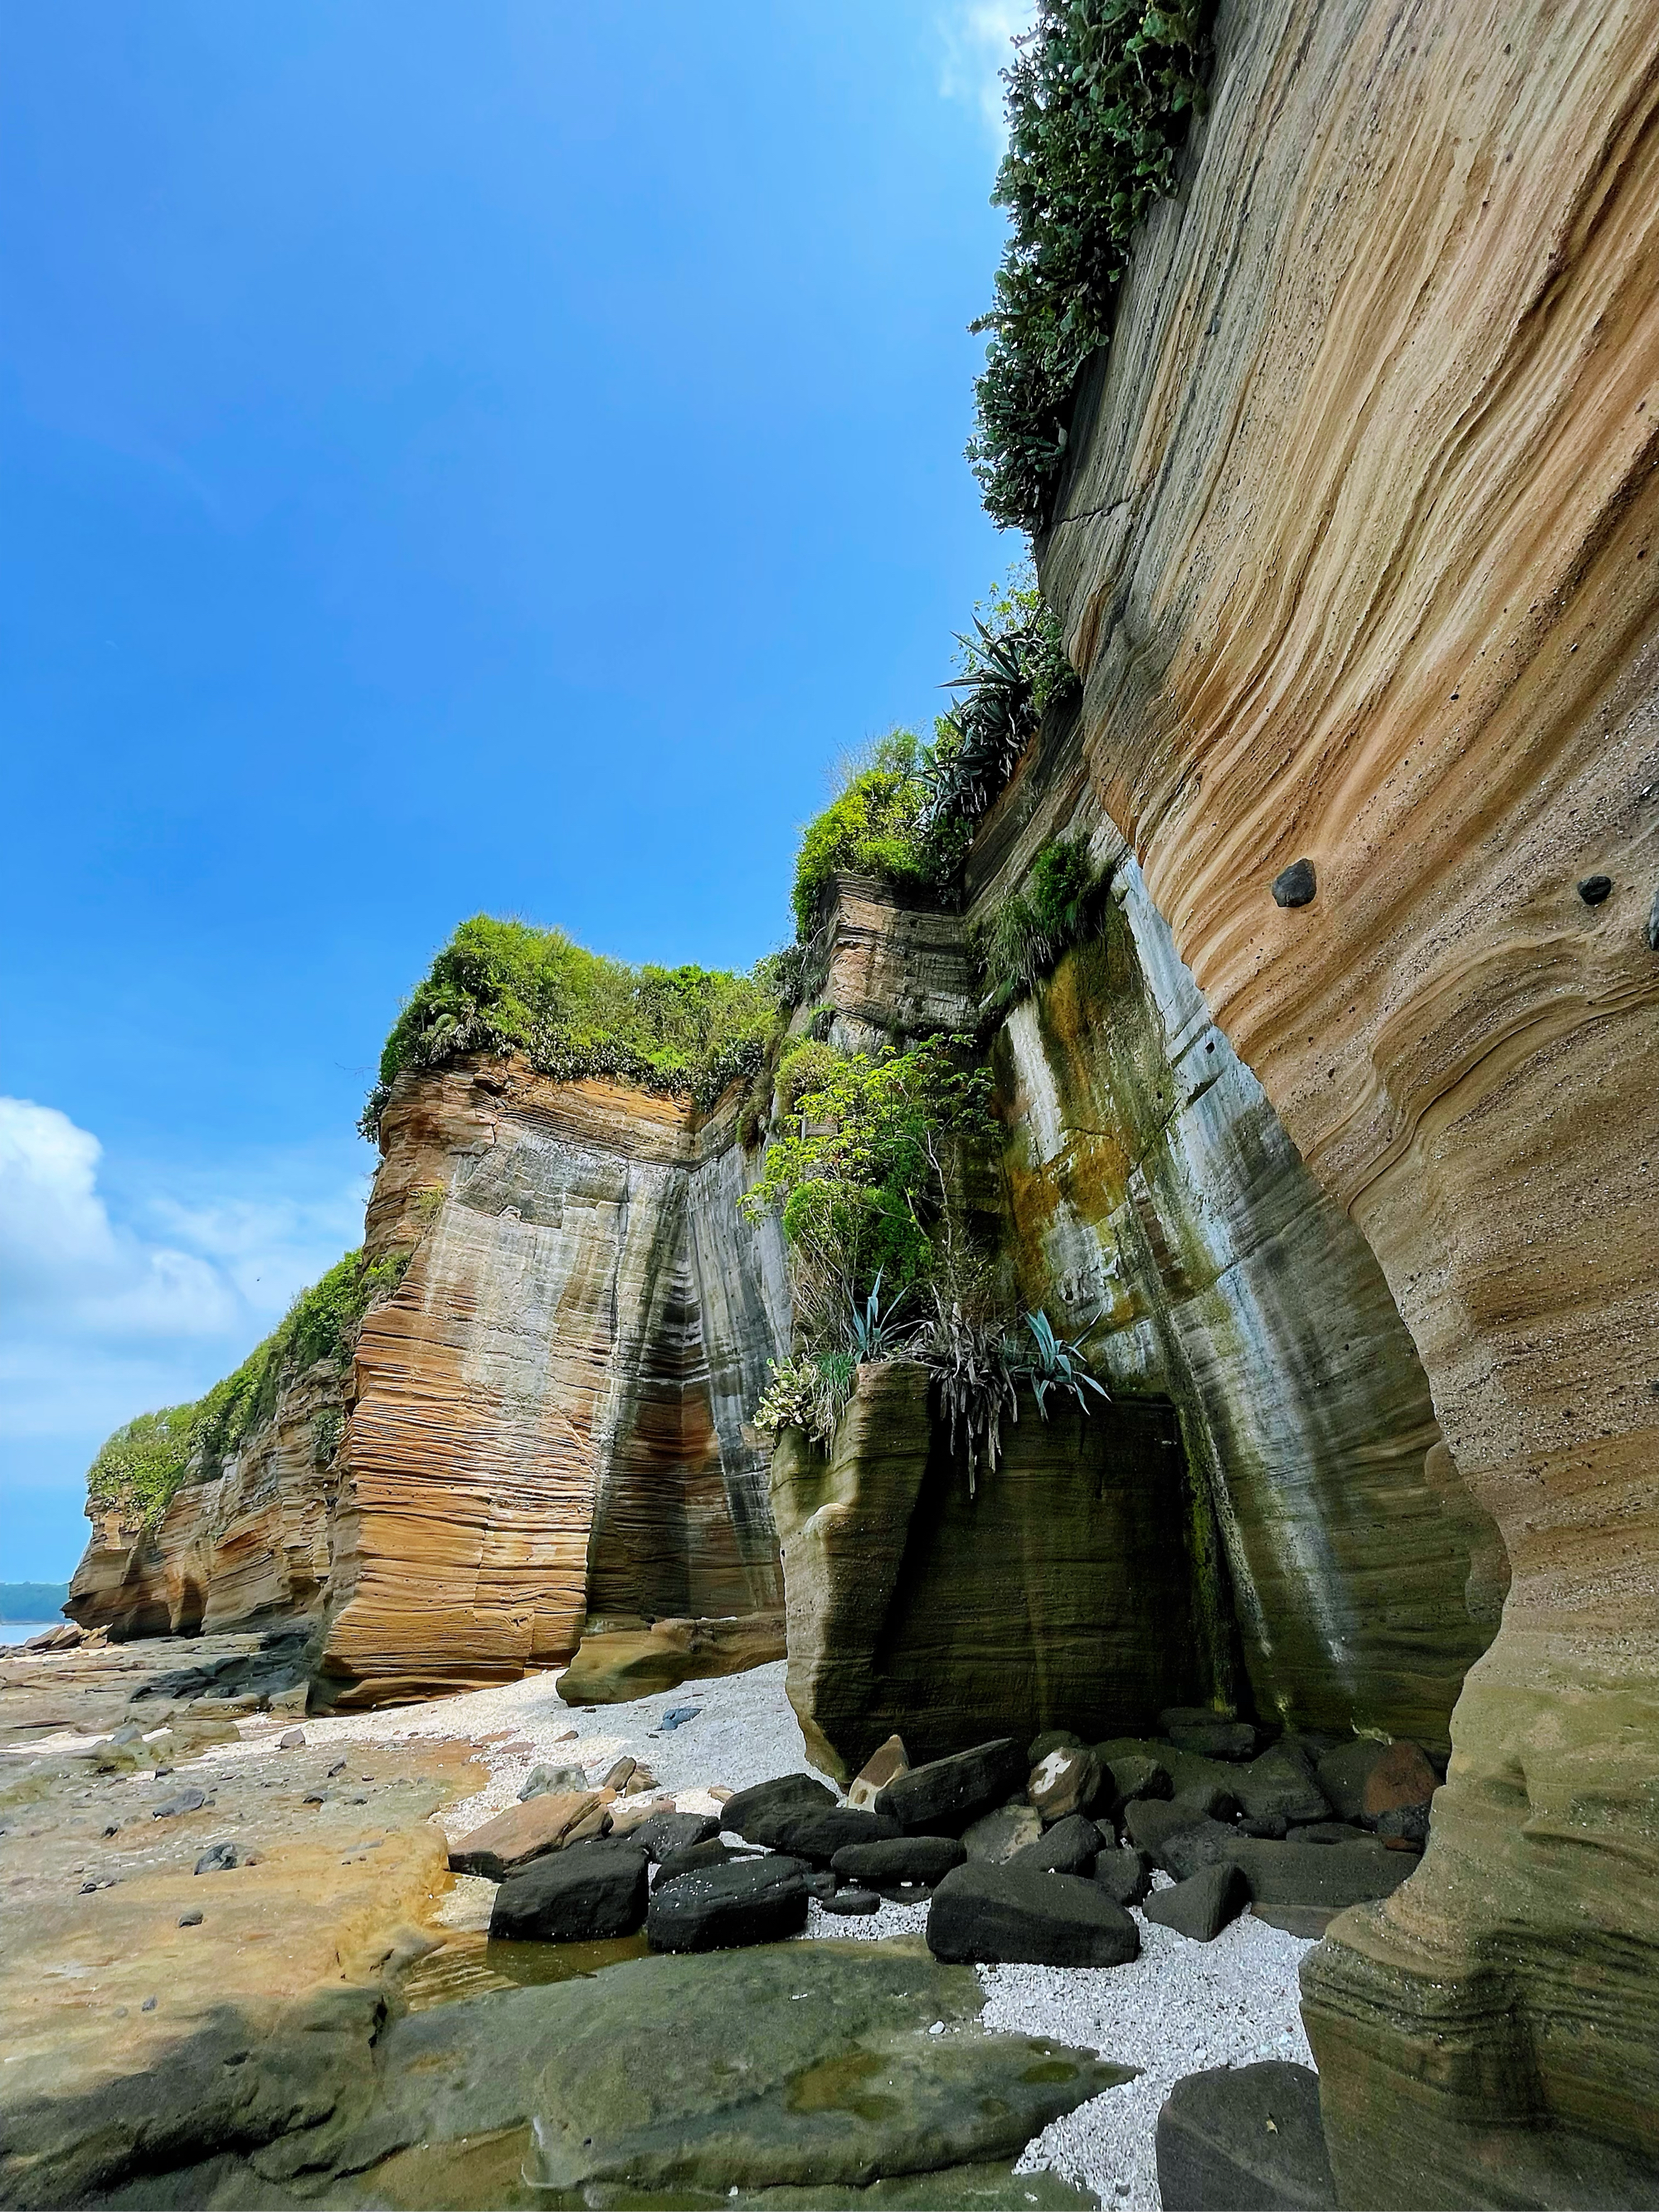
490;1840;649;1942
645;1853;812;1951
1027;1743;1102;1823
1012;1813;1103;1875
846;1733;908;1811
1093;1845;1153;1908
1144;1862;1248;1942
447;1790;609;1880
962;1801;1044;1864
831;1835;966;1888
1155;2061;1335;2210
877;1739;1028;1835
719;1773;835;1844
763;1806;900;1865
927;1861;1140;1967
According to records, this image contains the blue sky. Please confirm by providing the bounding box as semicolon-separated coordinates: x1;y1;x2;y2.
1;3;1029;1582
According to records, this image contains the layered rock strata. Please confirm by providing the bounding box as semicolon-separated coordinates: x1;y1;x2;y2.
66;1358;348;1642
1034;0;1659;2192
783;873;1501;1777
771;1360;1198;1777
319;1060;788;1701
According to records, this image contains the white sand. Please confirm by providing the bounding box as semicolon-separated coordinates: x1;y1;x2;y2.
221;1659;1311;2206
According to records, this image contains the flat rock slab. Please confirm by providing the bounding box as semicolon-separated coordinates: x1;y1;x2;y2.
766;1806;902;1864
832;1835;965;1886
447;1791;605;1880
927;1862;1140;1967
1156;2060;1335;2209
521;1941;1131;2193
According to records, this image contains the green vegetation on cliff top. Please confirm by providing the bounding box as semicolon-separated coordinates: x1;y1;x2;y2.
85;1248;406;1528
971;0;1214;532
361;915;781;1140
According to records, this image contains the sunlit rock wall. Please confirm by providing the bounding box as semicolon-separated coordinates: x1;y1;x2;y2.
1036;0;1659;2191
319;1059;788;1699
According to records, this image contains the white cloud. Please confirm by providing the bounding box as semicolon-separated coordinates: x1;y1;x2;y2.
937;0;1034;139
0;1097;366;1454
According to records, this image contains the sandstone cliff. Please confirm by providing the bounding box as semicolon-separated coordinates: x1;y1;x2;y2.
1032;0;1659;2193
319;1058;788;1702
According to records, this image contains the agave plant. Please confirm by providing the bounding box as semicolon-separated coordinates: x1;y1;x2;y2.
845;1269;913;1363
1018;1309;1109;1417
915;1297;1020;1499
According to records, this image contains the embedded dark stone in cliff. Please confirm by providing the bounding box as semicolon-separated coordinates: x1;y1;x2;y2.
1271;859;1318;908
1577;874;1613;905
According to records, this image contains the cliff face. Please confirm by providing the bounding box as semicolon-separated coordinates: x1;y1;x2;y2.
319;1058;788;1701
1035;0;1659;2191
781;869;1498;1777
66;1359;345;1641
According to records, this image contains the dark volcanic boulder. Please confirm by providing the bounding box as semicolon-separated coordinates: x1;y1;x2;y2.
820;1885;882;1915
1160;1709;1260;1762
831;1835;965;1887
1313;1739;1391;1823
630;1811;721;1863
720;1773;836;1844
1144;1864;1248;1942
927;1862;1140;1967
651;1839;765;1889
1026;1744;1103;1824
645;1853;812;1952
1163;1818;1248;1881
490;1840;649;1943
1375;1802;1431;1850
1012;1814;1103;1875
1102;1754;1172;1819
1155;2061;1335;2210
876;1740;1028;1836
765;1806;901;1865
1126;1797;1203;1860
1233;1743;1329;1827
1094;1846;1153;1908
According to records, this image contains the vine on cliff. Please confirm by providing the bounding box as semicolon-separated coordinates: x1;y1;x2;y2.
970;0;1214;532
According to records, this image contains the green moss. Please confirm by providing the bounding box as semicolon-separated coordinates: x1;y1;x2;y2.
85;1247;410;1528
362;914;783;1140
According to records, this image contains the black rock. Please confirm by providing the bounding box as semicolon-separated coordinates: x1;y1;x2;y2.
1012;1813;1103;1876
1144;1863;1248;1942
1234;1743;1329;1828
1163;1818;1248;1881
820;1885;881;1916
1578;873;1613;905
1160;1709;1261;1762
874;1739;1028;1836
873;1881;937;1906
1125;1797;1196;1859
1026;1728;1085;1765
1093;1846;1153;1909
1271;858;1318;909
193;1841;238;1874
830;1835;965;1886
1374;1802;1429;1850
1170;1784;1242;1826
720;1773;836;1845
1647;884;1659;951
805;1869;838;1900
1102;1754;1172;1819
629;1811;721;1864
646;1852;812;1952
1239;1815;1289;1840
1293;1821;1367;1847
152;1788;207;1820
651;1839;765;1889
927;1861;1140;1967
489;1840;649;1943
764;1806;901;1864
1155;2061;1335;2210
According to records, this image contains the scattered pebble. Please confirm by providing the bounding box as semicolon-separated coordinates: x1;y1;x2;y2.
141;1996;157;2012
178;1909;203;1928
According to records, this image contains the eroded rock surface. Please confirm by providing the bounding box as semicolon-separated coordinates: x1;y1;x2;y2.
1034;0;1659;2191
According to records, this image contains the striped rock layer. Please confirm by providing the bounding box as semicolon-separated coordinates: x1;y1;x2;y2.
1032;0;1659;2195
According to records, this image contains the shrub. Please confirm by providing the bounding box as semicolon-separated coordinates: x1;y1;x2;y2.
791;731;936;937
740;1035;996;1348
85;1247;411;1526
974;834;1109;1012
360;915;782;1140
924;581;1079;838
969;0;1214;532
